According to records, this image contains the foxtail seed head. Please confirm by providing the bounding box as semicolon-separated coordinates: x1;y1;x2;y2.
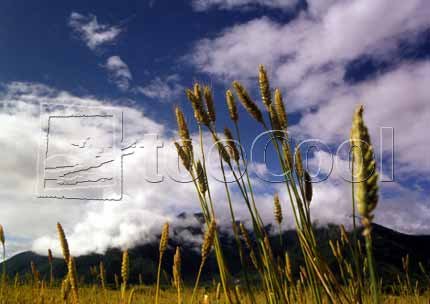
259;65;272;108
239;223;259;270
196;160;207;195
350;105;379;233
274;89;288;130
187;89;209;125
212;133;230;163
223;128;240;162
273;193;283;225
294;148;304;179
61;278;71;301
269;104;282;138
282;143;293;172
201;221;216;261
263;235;274;259
174;142;192;172
226;90;238;121
68;257;79;303
194;83;202;103
175;107;193;160
173;246;181;289
204;85;216;123
233;81;263;124
57;222;70;263
160;223;169;254
121;250;129;285
0;224;4;246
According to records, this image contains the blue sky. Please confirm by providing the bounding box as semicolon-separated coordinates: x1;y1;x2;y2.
1;0;430;257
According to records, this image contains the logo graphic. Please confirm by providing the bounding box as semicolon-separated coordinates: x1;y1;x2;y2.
36;103;124;200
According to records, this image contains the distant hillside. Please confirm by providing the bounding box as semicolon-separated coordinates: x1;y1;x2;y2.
2;220;430;287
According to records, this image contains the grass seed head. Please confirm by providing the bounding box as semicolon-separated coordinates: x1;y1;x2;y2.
173;246;182;288
294;148;304;179
226;90;238;121
160;223;169;254
269;104;282;138
175;107;193;160
121;250;129;285
223;127;240;162
350;105;379;234
212;133;230;163
233;81;264;124
187;88;209;125
193;83;203;102
61;278;71;301
174;142;192;172
196;160;207;195
259;64;272;108
274;89;288;130
68;257;79;303
273;193;283;225
285;252;293;283
202;221;216;261
204;85;216;123
56;222;70;264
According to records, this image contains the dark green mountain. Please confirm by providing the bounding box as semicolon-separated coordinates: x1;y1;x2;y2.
2;221;430;287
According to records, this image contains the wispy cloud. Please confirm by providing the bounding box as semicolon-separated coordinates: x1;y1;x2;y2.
103;56;132;91
192;0;298;11
68;12;122;50
135;74;184;102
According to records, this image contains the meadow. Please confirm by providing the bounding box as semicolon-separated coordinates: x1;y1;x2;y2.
1;66;429;303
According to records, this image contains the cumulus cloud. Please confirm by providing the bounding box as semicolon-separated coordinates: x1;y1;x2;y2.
68;12;122;50
188;0;430;176
103;56;133;91
134;74;184;102
1;81;429;258
192;0;298;11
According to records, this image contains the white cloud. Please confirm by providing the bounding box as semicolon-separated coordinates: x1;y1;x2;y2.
188;0;430;175
192;0;298;11
68;12;122;50
1;81;429;258
134;74;184;102
190;0;430;101
103;56;132;91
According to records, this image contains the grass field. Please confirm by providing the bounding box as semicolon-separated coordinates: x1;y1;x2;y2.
1;66;429;303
